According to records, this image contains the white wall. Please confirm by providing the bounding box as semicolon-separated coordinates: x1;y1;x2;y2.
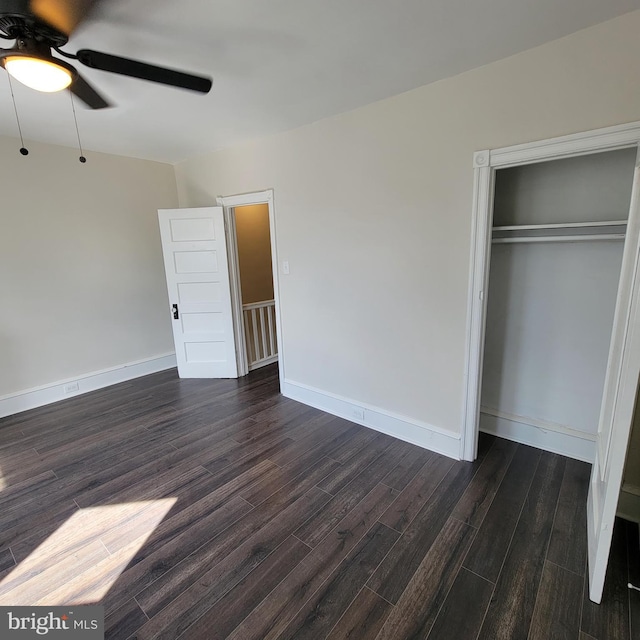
175;12;640;443
0;137;178;398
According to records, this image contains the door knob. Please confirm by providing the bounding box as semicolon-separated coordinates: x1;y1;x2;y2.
172;304;179;320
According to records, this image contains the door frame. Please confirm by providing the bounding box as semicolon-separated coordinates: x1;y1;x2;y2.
461;121;640;461
216;190;284;389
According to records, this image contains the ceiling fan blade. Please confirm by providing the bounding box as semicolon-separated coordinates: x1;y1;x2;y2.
76;49;212;94
30;0;99;36
69;71;110;109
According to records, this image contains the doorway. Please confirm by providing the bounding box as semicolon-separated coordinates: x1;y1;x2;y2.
462;122;640;604
217;190;284;386
234;204;278;372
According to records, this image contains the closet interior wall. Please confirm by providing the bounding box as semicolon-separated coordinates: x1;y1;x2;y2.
480;148;637;461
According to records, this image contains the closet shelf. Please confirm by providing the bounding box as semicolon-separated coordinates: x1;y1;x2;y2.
492;219;627;244
492;220;628;232
492;233;625;245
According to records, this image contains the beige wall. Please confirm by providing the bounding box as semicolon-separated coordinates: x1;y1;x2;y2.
235;204;274;304
175;12;640;437
0;137;178;396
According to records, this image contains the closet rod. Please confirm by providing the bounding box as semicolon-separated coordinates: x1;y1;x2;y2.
492;233;625;245
493;220;628;232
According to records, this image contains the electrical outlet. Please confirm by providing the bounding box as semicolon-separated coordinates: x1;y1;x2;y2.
352;407;365;421
64;382;79;394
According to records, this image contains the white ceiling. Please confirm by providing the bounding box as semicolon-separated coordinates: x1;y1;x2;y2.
1;0;639;163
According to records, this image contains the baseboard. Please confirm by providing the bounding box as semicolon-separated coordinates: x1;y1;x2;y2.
282;379;461;460
617;484;640;523
479;408;595;463
0;353;177;419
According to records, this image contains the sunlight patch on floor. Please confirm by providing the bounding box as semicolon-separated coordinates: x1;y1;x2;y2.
0;499;177;606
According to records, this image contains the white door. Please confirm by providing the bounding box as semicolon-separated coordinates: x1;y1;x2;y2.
158;207;238;378
587;160;640;603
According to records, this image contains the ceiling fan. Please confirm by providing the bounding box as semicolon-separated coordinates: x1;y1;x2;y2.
0;0;212;109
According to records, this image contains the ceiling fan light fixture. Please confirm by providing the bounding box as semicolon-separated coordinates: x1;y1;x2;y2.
2;55;74;92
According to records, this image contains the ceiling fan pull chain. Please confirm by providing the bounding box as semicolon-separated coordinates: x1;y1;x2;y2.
69;92;86;163
6;73;28;155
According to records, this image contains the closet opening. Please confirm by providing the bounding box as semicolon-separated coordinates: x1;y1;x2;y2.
462;122;640;604
480;148;637;461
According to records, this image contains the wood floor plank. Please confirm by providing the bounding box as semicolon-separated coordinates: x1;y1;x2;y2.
105;462;274;566
269;421;362;468
295;446;404;547
276;522;400;640
74;436;256;508
528;561;583;640
172;536;310;640
477;452;566;640
46;496;252;615
96;460;318;615
380;446;433;492
232;404;325;445
450;436;517;528
325;586;392;640
375;517;476;640
163;396;288;449
226;482;398;640
98;467;225;554
327;429;393;465
0;538;110;605
463;444;541;583
132;488;330;638
0;548;15;573
133;457;339;618
426;567;493;640
0;502;80;559
201;434;295;481
0;448;49;486
0;365;632;640
378;454;454;533
0;470;58;510
104;598;149;640
368;459;480;604
317;438;410;497
581;518;631;640
547;458;590;576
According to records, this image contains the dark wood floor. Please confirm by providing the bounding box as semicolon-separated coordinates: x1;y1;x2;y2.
0;365;637;639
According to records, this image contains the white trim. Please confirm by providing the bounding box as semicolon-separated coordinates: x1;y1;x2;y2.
0;353;177;418
588;163;640;602
479;408;595;463
489;121;640;168
481;406;598;442
219;201;249;377
598;161;640;479
461;164;494;461
283;379;460;460
217;190;284;391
